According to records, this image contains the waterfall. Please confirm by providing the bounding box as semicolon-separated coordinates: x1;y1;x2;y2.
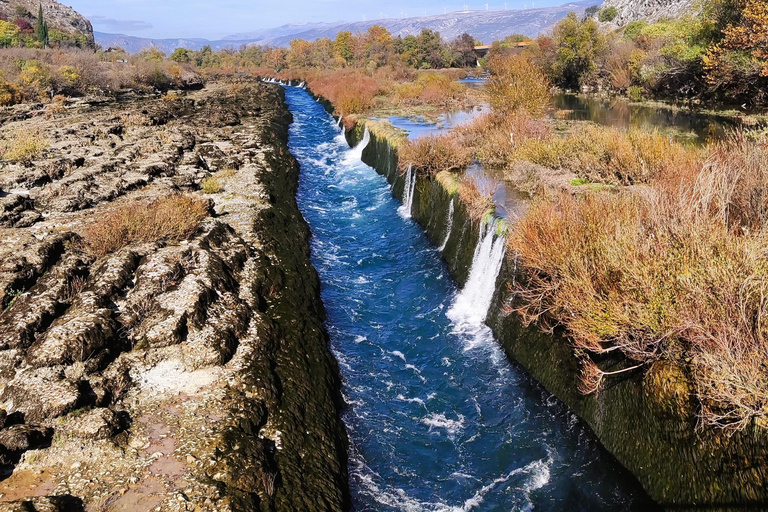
439;198;455;252
345;127;370;163
447;218;506;326
338;114;343;128
398;164;417;219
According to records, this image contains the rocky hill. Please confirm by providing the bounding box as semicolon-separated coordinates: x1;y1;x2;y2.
96;0;599;54
599;0;697;25
0;0;93;44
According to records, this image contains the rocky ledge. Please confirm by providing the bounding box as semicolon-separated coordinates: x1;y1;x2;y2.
0;80;348;511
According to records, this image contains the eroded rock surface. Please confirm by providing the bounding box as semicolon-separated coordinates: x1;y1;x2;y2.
0;81;348;511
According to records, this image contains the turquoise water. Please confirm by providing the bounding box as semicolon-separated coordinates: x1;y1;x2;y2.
285;85;657;511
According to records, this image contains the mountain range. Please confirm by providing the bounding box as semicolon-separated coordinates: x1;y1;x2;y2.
95;0;600;54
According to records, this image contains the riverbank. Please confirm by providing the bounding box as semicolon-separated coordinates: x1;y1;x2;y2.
0;79;348;511
304;84;768;508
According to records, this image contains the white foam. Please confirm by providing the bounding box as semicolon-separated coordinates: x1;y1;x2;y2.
447;218;506;326
399;164;417;219
420;412;465;439
391;350;407;362
439;198;455;252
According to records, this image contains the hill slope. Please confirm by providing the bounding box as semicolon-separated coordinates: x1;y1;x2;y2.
96;0;599;54
0;0;93;43
599;0;697;25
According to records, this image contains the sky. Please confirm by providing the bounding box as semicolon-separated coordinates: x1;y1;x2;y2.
65;0;578;39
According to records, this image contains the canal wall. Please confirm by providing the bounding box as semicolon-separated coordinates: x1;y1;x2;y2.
304;87;768;508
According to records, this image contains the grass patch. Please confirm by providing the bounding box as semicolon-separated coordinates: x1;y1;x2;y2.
0;127;48;162
570;178;591;186
82;194;210;258
201;176;223;194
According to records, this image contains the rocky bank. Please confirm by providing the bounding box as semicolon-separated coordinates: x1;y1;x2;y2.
0;80;348;511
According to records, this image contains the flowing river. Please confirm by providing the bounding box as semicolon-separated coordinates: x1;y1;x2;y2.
285;85;658;511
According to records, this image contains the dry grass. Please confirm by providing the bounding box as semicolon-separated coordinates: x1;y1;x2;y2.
456;112;552;168
509;123;702;185
0;127;48;162
304;69;384;114
398;134;471;176
508;133;768;430
82;195;210;258
457;175;496;221
394;72;467;108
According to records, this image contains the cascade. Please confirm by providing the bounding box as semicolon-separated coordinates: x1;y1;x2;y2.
345;127;370;163
439;198;455;252
398;164;417;219
448;218;506;325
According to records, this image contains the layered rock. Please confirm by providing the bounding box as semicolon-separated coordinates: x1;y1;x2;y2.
0;81;347;511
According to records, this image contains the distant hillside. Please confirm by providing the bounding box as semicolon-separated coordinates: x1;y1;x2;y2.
96;0;599;54
94;32;254;54
0;0;93;43
599;0;697;25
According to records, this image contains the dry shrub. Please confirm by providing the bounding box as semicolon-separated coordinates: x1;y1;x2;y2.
511;123;702;185
0;127;48;162
456;112;551;168
457;176;495;220
82;195;210;258
509;134;768;430
395;72;466;108
398;134;471;176
488;54;552;117
305;69;384;114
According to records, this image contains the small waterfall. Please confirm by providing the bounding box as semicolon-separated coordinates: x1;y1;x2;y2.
439;198;455;252
337;114;343;128
447;218;506;326
398;164;417;219
345;127;370;163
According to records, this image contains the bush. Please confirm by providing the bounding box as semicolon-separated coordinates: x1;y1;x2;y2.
0;127;48;162
510;123;702;185
508;133;768;430
201;176;223;193
598;6;619;22
82;195;210;258
398;134;471;175
488;54;551;116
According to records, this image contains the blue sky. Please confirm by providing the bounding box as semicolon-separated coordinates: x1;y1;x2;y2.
66;0;576;39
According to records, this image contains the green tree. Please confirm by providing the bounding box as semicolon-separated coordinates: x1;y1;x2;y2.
36;4;48;47
170;48;191;63
598;6;618;22
550;13;607;87
333;31;353;63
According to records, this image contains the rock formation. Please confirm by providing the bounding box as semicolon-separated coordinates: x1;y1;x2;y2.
0;0;94;44
0;80;348;511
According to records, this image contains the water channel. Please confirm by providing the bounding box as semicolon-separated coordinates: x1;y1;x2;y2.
285;84;658;511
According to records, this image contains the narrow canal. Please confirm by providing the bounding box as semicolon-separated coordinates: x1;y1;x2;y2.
285;85;657;511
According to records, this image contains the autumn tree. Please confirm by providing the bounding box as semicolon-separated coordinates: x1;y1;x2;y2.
488;54;551;116
706;0;768;77
452;33;477;68
546;13;607;88
287;38;313;68
333;31;353;64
